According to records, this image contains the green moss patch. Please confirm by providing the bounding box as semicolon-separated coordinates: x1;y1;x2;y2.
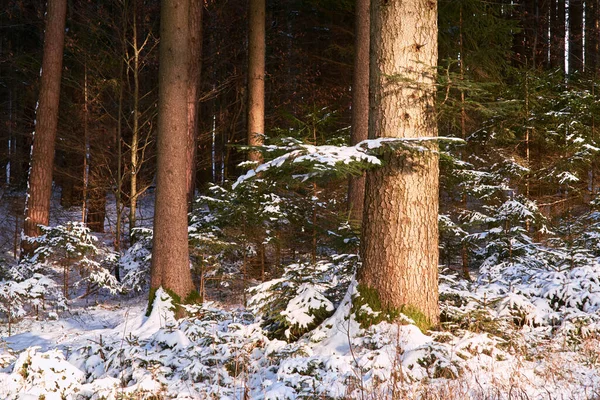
351;284;400;329
352;284;434;332
146;287;201;318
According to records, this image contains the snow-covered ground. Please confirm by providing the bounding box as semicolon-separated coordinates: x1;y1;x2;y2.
0;283;598;399
0;188;599;399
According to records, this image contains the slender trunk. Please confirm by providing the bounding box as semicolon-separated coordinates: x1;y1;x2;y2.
13;208;19;260
247;0;266;164
82;64;89;223
535;0;550;68
585;0;599;74
312;182;317;265
130;1;140;240
569;0;584;74
260;242;266;282
347;0;370;227
8;90;14;186
22;0;68;255
358;0;439;326
115;55;124;255
459;6;470;280
186;0;203;208
550;0;566;70
86;140;107;233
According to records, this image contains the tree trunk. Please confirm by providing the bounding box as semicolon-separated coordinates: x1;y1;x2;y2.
86;139;107;233
22;0;68;254
186;0;203;208
569;0;583;74
358;0;439;326
150;0;195;309
347;0;370;227
129;2;141;240
534;0;550;68
247;0;266;164
585;0;598;74
550;0;566;70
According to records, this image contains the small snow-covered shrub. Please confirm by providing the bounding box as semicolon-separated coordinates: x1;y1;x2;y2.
68;291;271;399
440;259;600;339
17;222;121;297
248;254;355;341
0;273;64;326
120;227;153;294
10;346;84;399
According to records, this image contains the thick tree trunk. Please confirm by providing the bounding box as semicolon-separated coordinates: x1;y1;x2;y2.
22;0;67;254
186;0;203;208
358;0;439;326
150;0;195;307
347;0;370;226
247;0;265;164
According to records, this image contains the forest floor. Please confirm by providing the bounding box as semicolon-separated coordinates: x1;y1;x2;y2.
0;190;599;399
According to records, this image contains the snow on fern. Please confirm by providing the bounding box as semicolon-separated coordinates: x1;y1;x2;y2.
280;283;334;339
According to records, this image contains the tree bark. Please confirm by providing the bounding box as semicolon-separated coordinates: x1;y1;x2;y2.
247;0;266;164
358;0;440;326
22;0;68;254
186;0;203;208
150;0;195;307
347;0;370;226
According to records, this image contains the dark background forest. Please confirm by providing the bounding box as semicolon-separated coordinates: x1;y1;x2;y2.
1;0;599;274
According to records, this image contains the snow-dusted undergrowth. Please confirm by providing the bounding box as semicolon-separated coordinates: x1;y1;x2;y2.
0;255;599;399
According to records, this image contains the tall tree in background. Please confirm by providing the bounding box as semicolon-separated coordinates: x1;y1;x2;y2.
550;0;566;69
22;0;68;254
247;0;266;164
569;0;583;74
347;0;370;226
358;0;440;325
150;0;196;308
186;0;203;207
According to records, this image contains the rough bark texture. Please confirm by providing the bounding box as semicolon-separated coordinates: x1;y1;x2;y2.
150;0;195;304
186;0;203;207
247;0;265;164
23;0;67;253
358;0;440;326
347;0;370;226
